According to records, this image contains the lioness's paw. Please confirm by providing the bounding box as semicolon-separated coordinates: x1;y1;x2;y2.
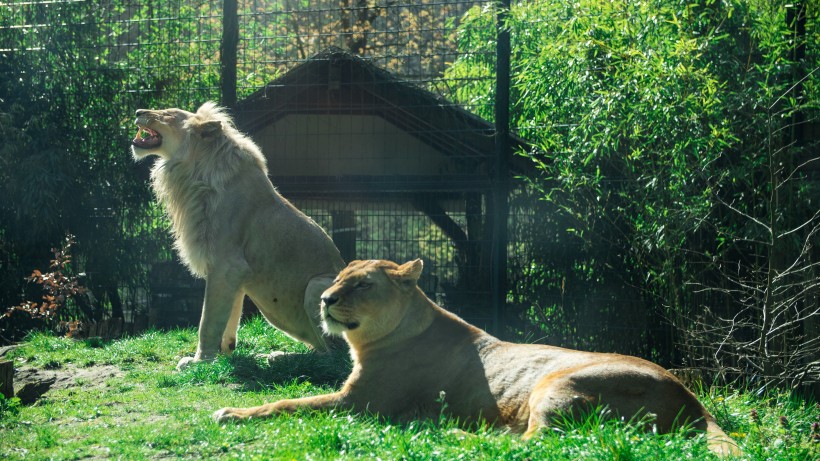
213;408;243;423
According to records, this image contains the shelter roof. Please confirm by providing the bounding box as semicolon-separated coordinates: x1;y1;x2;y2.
235;48;536;194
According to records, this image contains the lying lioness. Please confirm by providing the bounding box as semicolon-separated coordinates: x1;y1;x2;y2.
214;259;740;456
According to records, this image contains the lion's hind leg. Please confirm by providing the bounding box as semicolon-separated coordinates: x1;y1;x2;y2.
522;369;599;440
220;290;245;355
523;362;711;441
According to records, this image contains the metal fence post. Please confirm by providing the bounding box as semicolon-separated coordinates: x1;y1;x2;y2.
492;0;511;336
221;0;239;109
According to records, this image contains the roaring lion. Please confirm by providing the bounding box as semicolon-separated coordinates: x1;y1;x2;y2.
131;102;345;369
214;259;741;456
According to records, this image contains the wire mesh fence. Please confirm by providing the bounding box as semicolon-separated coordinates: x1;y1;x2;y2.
0;0;695;360
0;0;507;332
5;1;815;391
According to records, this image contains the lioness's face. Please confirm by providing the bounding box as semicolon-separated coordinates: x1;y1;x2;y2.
320;259;423;344
131;108;193;160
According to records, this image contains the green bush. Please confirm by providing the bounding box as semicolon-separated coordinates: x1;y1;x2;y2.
0;393;21;421
445;0;820;385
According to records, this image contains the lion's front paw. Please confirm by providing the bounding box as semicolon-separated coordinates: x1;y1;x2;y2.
177;352;218;370
176;356;197;370
177;356;212;371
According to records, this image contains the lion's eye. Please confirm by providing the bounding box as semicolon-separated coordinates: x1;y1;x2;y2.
355;281;371;290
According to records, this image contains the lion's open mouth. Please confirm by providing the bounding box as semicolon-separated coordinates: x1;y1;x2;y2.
132;126;162;149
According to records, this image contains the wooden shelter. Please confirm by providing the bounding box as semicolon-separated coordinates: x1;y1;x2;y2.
234;48;532;325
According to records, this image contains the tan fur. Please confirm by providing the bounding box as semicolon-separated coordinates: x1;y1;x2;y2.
131;102;345;369
214;259;741;456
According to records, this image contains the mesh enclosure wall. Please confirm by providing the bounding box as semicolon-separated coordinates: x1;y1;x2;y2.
5;1;769;368
0;1;507;333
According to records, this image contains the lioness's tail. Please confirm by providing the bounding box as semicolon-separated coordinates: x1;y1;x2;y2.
705;417;741;457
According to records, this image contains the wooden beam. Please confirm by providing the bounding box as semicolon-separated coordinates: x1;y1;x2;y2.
412;196;468;258
0;360;12;399
331;210;357;263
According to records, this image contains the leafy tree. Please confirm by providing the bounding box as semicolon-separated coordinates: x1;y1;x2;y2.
445;0;819;387
0;1;158;325
682;1;820;388
236;0;478;93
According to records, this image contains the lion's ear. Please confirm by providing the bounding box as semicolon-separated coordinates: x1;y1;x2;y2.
192;120;222;138
387;259;423;289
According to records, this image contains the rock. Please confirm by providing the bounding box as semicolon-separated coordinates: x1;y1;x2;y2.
16;376;56;404
14;364;123;405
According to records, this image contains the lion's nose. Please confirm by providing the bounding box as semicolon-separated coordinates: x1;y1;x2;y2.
135;109;148;116
321;295;338;306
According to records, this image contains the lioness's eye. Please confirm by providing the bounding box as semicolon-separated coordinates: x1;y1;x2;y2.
355;281;371;290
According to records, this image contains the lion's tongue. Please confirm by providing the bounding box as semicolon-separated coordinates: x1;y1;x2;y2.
132;127;162;149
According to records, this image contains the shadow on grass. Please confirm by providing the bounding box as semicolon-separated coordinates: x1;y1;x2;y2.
225;349;352;391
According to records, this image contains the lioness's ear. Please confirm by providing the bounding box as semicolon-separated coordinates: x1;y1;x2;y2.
192;120;222;138
386;259;423;289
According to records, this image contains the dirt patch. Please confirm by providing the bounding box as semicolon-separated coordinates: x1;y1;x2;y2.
14;364;124;404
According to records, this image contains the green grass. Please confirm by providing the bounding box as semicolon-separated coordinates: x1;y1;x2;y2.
1;316;817;460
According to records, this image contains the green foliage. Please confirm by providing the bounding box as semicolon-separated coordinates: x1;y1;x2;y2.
0;1;159;320
118;2;222;106
0;394;21;421
444;0;820;381
0;235;92;341
447;0;738;357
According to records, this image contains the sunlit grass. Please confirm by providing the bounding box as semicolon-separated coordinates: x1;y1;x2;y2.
1;316;817;460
